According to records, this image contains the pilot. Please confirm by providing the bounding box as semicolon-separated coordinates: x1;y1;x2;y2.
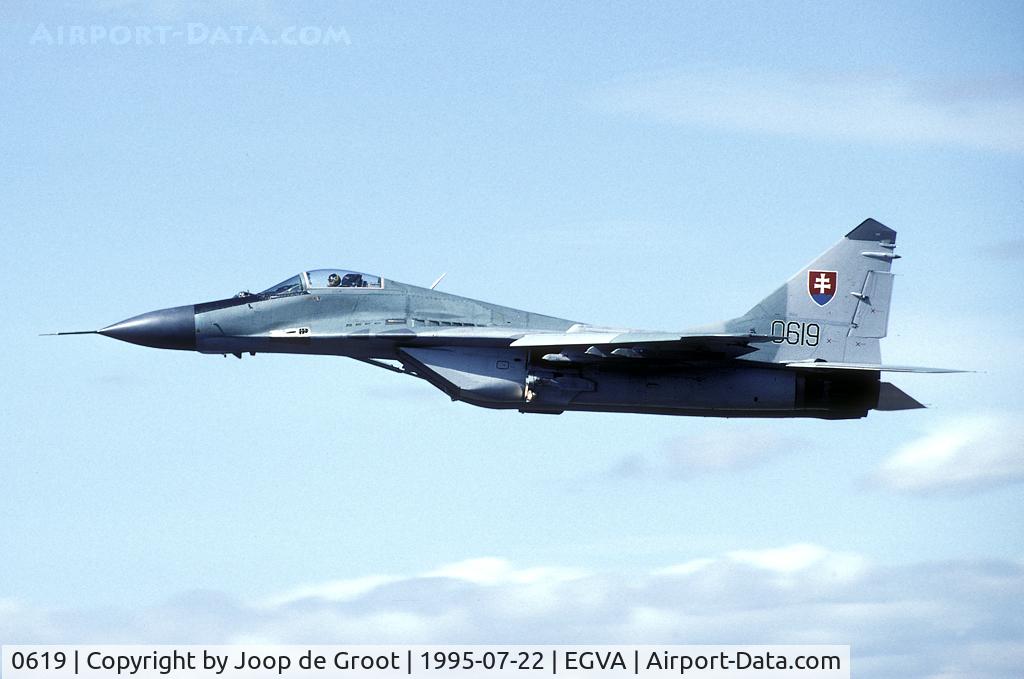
327;273;341;287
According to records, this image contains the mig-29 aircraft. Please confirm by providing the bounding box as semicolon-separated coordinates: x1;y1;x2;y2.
51;219;961;419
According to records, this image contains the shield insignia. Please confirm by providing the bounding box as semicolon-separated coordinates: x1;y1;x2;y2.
808;270;837;306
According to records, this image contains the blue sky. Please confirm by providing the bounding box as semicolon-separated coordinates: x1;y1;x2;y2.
1;1;1022;677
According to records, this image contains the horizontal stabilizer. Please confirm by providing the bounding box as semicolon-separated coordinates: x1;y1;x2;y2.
876;382;925;410
785;361;966;373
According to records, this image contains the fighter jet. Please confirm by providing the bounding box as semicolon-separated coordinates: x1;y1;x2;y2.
51;219;961;419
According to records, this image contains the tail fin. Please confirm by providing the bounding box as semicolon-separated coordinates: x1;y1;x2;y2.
727;218;898;364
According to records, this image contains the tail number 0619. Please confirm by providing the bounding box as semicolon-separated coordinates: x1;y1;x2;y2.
770;320;819;347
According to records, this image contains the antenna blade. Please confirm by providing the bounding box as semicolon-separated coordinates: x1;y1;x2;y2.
429;272;448;290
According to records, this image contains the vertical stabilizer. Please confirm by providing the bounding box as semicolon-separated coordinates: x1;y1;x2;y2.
726;218;898;364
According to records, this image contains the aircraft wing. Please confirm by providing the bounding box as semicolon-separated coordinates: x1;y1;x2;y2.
260;326;779;363
285;326;777;350
509;331;777;348
390;328;964;371
504;330;780;361
784;361;968;373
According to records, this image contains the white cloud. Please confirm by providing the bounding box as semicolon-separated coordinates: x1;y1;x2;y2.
726;543;867;582
871;413;1024;493
611;428;802;479
262;575;399;607
424;557;588;586
260;559;590;624
655;558;715;577
598;69;1024;154
3;549;1022;678
728;543;830;572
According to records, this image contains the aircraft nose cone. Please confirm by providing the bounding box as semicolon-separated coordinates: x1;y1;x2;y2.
99;305;196;350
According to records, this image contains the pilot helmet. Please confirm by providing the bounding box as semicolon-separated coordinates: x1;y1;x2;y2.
327;273;341;286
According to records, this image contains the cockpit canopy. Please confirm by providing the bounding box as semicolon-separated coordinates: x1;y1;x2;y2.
259;270;383;297
260;275;304;297
307;269;382;289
